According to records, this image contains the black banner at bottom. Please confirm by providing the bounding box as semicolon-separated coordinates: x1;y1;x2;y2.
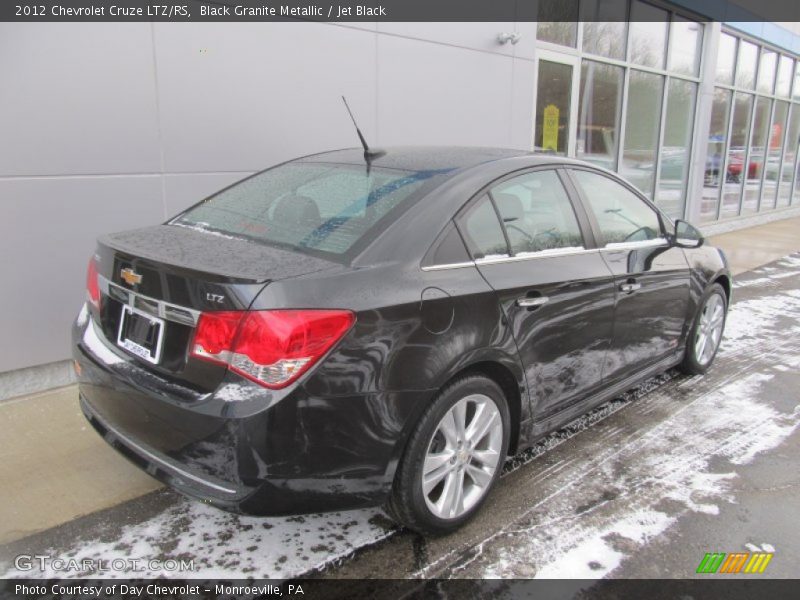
3;579;800;600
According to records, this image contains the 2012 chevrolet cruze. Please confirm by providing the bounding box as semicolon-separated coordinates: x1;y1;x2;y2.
74;147;731;534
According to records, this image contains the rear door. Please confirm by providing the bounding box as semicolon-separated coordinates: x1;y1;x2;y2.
455;168;616;420
566;168;691;384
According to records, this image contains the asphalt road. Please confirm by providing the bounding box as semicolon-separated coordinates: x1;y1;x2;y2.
1;253;798;581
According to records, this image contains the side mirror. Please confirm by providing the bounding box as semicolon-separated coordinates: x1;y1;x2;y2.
673;219;704;249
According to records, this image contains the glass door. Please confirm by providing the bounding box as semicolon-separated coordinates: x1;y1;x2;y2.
534;51;579;156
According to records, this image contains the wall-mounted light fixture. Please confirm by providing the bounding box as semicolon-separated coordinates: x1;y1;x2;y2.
497;32;522;45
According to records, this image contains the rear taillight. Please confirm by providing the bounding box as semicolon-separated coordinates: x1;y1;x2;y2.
86;257;100;309
191;310;355;389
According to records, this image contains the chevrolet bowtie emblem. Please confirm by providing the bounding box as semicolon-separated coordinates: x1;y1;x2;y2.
120;268;143;286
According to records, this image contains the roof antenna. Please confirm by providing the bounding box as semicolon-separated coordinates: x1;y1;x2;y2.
342;96;385;171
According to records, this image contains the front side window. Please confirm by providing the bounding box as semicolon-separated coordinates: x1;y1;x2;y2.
571;170;662;245
457;195;509;260
491;170;584;255
173;162;446;257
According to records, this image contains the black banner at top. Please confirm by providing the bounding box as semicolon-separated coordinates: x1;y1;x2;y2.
3;0;800;23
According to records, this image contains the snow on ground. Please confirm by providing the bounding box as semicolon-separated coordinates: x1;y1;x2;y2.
3;257;798;580
1;503;394;579
441;260;800;579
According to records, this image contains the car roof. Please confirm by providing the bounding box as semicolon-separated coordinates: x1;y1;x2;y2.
300;146;580;173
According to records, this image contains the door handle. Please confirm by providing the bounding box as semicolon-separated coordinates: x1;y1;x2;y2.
619;282;642;293
517;296;549;308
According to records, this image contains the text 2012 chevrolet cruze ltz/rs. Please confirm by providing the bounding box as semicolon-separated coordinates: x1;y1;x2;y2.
74;147;730;534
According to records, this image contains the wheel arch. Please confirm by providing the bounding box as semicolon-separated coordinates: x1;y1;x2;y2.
384;351;528;489
455;361;523;455
713;273;732;304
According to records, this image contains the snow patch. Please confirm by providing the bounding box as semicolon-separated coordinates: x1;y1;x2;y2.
0;501;393;579
82;320;122;366
214;383;264;403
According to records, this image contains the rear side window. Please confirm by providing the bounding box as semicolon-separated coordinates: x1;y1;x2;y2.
423;222;471;267
491;170;584;255
457;195;509;259
570;170;662;245
173;162;445;257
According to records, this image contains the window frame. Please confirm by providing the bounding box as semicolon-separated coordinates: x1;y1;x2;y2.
452;165;600;265
456;193;512;261
711;27;800;218
488;169;590;257
564;166;671;248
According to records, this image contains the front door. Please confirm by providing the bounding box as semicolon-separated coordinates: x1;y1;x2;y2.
456;168;616;420
566;168;691;384
534;52;579;156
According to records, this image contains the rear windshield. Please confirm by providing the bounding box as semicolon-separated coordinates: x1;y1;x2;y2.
171;161;448;257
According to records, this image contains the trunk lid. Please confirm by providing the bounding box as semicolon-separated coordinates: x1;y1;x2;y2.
92;224;342;392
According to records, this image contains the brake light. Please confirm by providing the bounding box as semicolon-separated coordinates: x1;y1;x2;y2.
192;310;355;389
86;257;100;309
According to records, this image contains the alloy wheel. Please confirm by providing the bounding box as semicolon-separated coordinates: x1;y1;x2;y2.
421;394;503;520
694;293;725;366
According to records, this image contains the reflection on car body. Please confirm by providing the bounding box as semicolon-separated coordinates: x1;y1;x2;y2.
73;147;731;534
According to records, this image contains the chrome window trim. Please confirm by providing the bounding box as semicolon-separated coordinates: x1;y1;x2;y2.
422;246;597;270
476;246;597;265
98;275;201;327
421;238;671;271
600;237;669;251
421;261;477;272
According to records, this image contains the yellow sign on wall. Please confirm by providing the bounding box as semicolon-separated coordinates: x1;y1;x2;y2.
542;104;559;152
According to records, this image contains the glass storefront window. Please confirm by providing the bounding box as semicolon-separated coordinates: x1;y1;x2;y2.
794;62;800;100
700;88;733;222
716;33;737;85
657;79;697;218
629;2;669;69
577;60;624;169
535;60;573;155
621;70;664;198
736;41;759;90
741;97;772;214
721;93;754;218
776;56;794;98
760;101;788;210
777;105;800;207
669;17;703;77
757;50;778;94
790;149;800;205
580;0;628;60
536;0;578;47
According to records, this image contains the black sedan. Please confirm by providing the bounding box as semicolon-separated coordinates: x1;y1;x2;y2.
73;147;731;534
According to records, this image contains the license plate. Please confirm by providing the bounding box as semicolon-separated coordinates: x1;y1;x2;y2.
117;305;165;364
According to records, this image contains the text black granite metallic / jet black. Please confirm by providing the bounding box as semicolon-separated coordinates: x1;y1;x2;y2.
73;147;731;534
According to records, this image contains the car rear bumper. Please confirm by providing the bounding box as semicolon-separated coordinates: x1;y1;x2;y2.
73;312;427;516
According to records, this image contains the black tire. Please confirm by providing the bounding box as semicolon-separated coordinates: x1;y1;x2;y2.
386;374;510;535
679;282;728;375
